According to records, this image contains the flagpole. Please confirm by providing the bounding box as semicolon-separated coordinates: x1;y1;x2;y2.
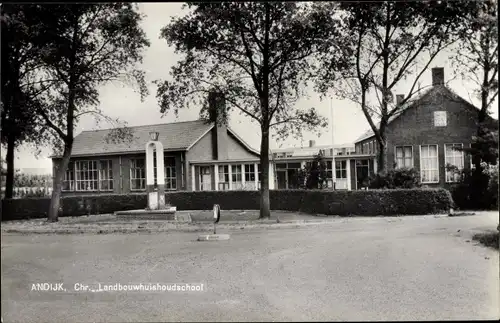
331;96;336;190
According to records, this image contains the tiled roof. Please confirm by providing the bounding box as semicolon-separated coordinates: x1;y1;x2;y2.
68;119;214;157
352;85;485;143
354;87;435;143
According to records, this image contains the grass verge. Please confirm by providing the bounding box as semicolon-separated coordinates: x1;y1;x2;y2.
472;231;499;250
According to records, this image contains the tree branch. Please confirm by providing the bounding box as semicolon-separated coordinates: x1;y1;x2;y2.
36;106;66;141
486;89;499;109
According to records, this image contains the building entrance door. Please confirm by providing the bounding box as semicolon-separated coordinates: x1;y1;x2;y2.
356;160;370;189
287;168;300;189
277;170;287;189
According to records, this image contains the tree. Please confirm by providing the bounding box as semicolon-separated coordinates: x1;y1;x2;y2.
317;1;474;172
156;2;348;218
1;5;51;198
451;0;498;168
298;152;328;190
444;0;498;209
30;4;150;222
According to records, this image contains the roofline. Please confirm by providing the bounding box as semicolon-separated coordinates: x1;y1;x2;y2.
353;87;435;144
50;148;188;159
272;144;355;152
353;85;498;145
354;133;376;144
227;128;260;155
76;118;205;134
186;124;215;151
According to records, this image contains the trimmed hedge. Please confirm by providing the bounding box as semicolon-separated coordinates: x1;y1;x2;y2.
1;194;147;221
164;189;452;216
1;188;453;221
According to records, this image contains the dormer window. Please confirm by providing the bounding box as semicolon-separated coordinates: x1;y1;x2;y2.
433;111;447;127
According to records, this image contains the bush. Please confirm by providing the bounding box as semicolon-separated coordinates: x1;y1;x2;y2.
1;188;453;221
368;168;421;189
450;164;498;210
486;164;498;209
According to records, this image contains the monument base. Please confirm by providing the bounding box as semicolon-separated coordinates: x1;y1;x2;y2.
115;206;177;220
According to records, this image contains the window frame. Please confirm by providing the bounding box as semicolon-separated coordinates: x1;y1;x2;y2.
130;158;146;191
444;143;464;183
75;160;99;192
433;111;447;127
244;164;255;182
98;160;113;192
335;160;347;179
231;164;243;190
419;144;439;184
257;164;262;189
218;165;230;190
164;156;177;190
394;145;414;169
61;162;75;191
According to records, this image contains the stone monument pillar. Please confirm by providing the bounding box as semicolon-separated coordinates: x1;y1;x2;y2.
145;133;166;210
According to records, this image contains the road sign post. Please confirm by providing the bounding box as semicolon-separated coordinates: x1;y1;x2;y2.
213;204;220;234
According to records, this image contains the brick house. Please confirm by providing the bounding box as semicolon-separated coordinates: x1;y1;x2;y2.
353;67;498;189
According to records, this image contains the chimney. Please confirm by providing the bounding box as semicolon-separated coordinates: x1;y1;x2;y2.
309;140;315;148
208;91;228;160
432;67;444;86
396;94;404;105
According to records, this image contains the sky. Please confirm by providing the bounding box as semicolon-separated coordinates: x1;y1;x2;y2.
3;2;498;175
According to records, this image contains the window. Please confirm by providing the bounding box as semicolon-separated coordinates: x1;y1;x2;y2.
433;111;447;127
244;164;255;182
130;158;146;190
62;162;75;191
231;164;243;189
445;144;464;182
218;165;229;190
336;160;347;179
75;161;98;191
244;164;257;190
62;160;113;192
99;160;113;191
258;164;262;189
326;161;333;180
395;146;413;169
164;156;177;190
420;145;439;183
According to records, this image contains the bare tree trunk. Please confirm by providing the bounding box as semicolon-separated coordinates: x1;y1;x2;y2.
5;134;16;199
259;3;271;219
259;128;271;219
47;145;71;222
377;140;388;173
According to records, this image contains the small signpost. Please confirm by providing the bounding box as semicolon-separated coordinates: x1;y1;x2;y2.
213;204;220;234
197;204;229;241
